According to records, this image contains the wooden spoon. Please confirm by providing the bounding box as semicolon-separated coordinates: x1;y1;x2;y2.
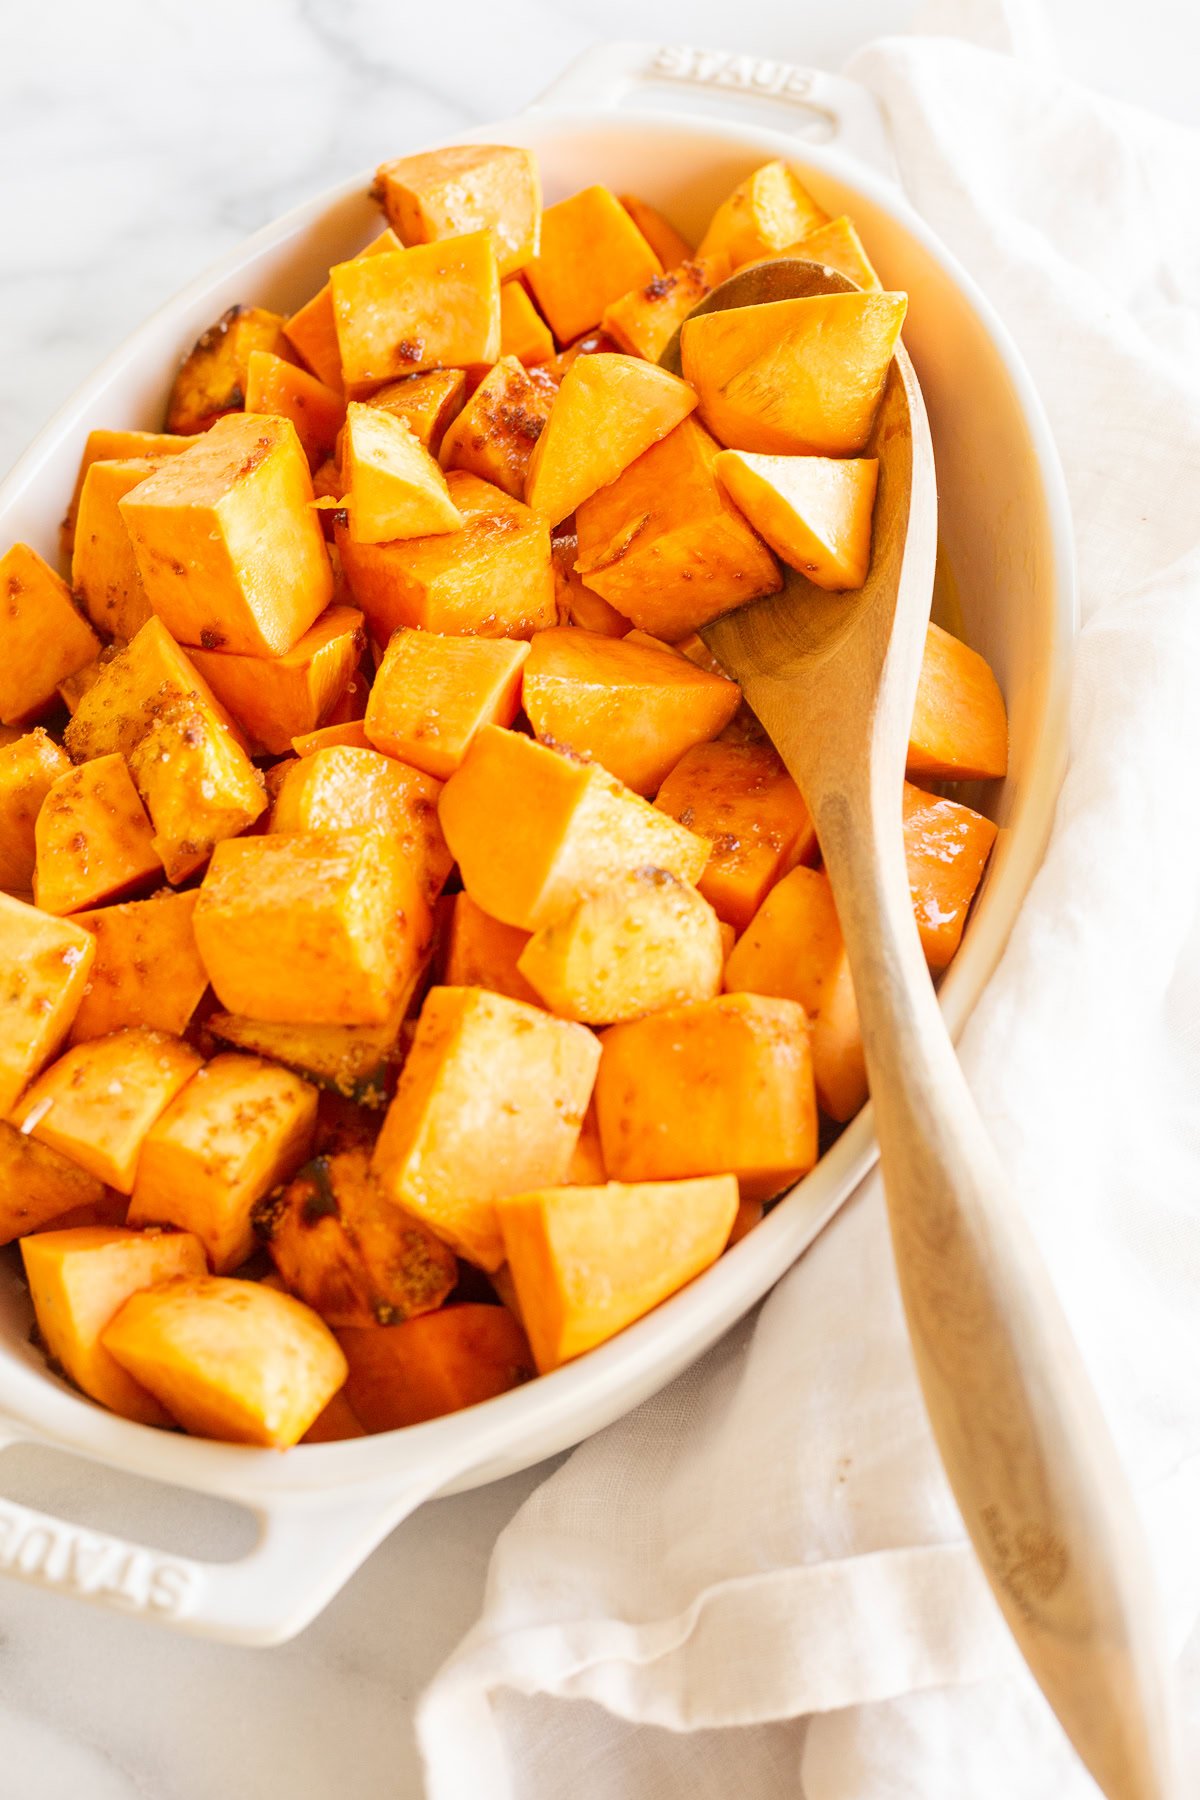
661;262;1176;1799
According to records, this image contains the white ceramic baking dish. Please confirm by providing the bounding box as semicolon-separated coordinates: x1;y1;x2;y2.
0;41;1075;1645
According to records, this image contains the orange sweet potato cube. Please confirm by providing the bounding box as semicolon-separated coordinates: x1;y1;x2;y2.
120;413;334;656
209;1005;409;1112
574;417;781;639
655;741;816;930
365;629;529;779
12;1028;202;1192
69;890;208;1044
618;195;693;268
524;354;696;525
903;782;998;969
522;626;740;796
61;429;201;565
165;303;287;434
71;459;159;641
681;292;907;456
243;349;345;467
372;985;601;1270
128;1053;317;1273
342;403;462;542
595;992;818;1200
366;368;467;455
188;604;365;756
768;215;881;292
0;1121;110;1245
337;1303;534;1431
0;544;100;724
0;894;95;1114
270;744;451;904
439;726;711;931
442;891;539;1007
22;1226;207;1425
374;144;541;278
102;1275;347;1448
601;254;731;364
254;1146;457;1327
527;186;662;345
336;472;555;641
908;622;1009;781
33;754;161;914
439;357;557;500
330;234;501;390
127;693;267;884
499;1174;738;1372
0;729;71;892
283;228;402;393
713;452;879;590
697;160;827;269
500;280;555;367
195;831;431;1025
63;616;244;764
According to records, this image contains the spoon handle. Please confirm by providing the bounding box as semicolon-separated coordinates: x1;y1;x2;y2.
816;785;1177;1800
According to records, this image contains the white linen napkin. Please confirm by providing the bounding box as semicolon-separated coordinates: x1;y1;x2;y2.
417;5;1200;1793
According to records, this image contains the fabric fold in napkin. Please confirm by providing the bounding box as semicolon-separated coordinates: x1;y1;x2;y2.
417;3;1200;1792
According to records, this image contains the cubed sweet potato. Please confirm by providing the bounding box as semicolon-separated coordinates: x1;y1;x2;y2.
270;745;451;904
102;1275;347;1448
63;616;244;764
337;1304;533;1431
188;604;365;756
439;726;711;932
442;892;539;1007
595;992;818;1200
366;368;467;455
0;729;71;892
713;452;879;590
438;357;557;500
903;782;998;969
374;144;541;278
766;215;881;292
61;429;200;565
336;472;555;641
0;1121;108;1245
527;186;661;345
12;1028;202;1192
341;403;462;542
22;1226;207;1425
498;1174;738;1371
517;868;724;1024
0;544;100;724
365;629;529;779
165;304;287;435
33;753;162;915
618;195;693;268
655;741;816;930
681;292;907;456
908;622;1008;781
372;985;601;1270
120;413;334;657
524;354;697;525
127;693;267;883
128;1054;317;1273
0;894;95;1114
71;458;159;642
522;626;740;796
291;718;371;757
601;254;731;364
499;280;555;367
283;228;402;393
242;349;345;469
697;161;827;268
255;1146;457;1327
195;830;431;1026
551;532;630;637
210;1007;408;1112
69;890;208;1044
330;234;501;390
574;417;781;639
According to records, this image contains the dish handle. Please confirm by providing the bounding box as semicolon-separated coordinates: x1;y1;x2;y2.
0;1426;453;1646
527;41;897;180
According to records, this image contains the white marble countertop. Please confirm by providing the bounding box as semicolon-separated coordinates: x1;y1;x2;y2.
1;4;1195;1796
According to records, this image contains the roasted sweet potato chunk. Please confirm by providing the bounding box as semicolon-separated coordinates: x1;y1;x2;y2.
61;429;200;565
330;234;501;389
522;626;740;796
33;753;161;914
243;350;345;468
188;604;365;756
499;280;554;367
372;985;601;1270
714;452;879;590
439;357;556;500
0;544;100;724
574;417;781;639
374;144;541;278
618;195;693;269
22;1226;207;1425
527;186;662;344
439;726;711;932
283;228;402;392
69;890;208;1044
765;215;881;292
342;403;462;542
908;622;1008;781
0;729;71;892
366;368;466;455
337;1304;533;1431
270;745;451;904
442;891;539;1007
120;412;334;657
71;459;159;642
903;782;998;969
127;692;267;884
365;629;529;779
499;1175;738;1371
165;304;287;434
256;1147;457;1327
0;894;95;1114
697;161;827;269
524;354;697;525
209;1007;407;1110
63;616;243;764
601;254;731;364
0;1121;109;1246
102;1275;347;1448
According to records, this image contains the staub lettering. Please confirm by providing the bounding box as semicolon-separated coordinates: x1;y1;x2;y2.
650;45;814;101
0;1501;198;1616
